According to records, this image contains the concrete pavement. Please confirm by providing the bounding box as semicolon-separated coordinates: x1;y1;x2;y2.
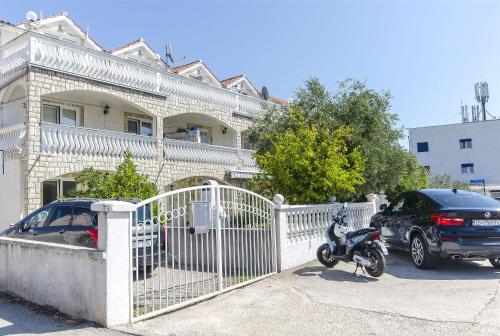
1;250;499;335
128;250;500;336
0;293;124;336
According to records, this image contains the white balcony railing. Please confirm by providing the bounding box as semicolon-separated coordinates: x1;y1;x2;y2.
0;32;270;118
41;123;157;160
0;123;26;155
241;149;257;168
164;138;241;166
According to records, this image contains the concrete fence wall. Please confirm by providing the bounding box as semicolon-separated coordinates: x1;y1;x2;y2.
0;237;107;324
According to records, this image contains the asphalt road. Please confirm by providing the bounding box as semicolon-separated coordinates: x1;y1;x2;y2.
1;250;499;336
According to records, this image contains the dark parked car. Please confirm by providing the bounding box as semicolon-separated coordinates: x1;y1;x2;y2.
370;189;500;269
1;199;164;270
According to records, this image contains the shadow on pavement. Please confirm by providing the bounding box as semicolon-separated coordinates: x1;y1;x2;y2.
0;293;98;336
294;266;379;283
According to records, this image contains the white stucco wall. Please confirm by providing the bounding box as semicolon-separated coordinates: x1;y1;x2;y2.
0;98;25;127
0;238;106;324
83;105;125;132
409;120;500;187
0;159;24;230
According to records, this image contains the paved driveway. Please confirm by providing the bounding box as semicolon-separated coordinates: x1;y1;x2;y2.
128;250;500;336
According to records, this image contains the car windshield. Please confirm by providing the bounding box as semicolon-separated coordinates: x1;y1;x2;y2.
132;205;152;225
430;191;500;208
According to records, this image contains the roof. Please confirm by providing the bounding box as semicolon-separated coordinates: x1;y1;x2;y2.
220;74;245;87
17;12;103;51
268;96;289;106
0;19;15;27
111;38;144;53
170;60;203;74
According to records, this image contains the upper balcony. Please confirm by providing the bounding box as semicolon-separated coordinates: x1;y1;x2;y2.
0;32;270;119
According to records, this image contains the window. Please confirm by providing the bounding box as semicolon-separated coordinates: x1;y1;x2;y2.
24;208;51;230
47;206;73;227
461;163;474;174
417;142;429;152
42;105;60;124
241;134;253;150
42;104;79;126
72;207;96;227
43;181;59;205
127;118;153;136
406;194;436;213
390;195;410;215
62;181;77;198
459;138;472;149
141;122;153;137
199;129;210;144
62;108;77;126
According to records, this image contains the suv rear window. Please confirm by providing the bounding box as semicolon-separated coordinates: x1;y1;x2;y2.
430;192;500;208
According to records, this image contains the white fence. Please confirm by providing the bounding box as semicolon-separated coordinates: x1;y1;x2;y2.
275;196;383;271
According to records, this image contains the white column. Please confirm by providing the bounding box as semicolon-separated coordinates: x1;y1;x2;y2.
91;200;135;327
273;194;287;272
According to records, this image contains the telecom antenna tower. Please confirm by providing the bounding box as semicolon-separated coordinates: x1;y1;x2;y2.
474;82;489;121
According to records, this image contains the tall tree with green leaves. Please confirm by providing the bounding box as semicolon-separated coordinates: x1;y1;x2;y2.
72;151;157;200
248;107;365;204
248;78;427;202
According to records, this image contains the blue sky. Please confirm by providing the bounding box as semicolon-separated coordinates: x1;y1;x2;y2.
3;0;500;132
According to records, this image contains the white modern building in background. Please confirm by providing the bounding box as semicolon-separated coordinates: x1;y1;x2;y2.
409;119;500;197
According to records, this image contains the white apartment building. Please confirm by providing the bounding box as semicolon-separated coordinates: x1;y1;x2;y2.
408;119;500;197
0;12;287;228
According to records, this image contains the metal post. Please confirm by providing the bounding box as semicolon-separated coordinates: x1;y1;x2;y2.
215;185;224;291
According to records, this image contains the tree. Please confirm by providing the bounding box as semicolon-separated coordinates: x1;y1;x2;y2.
72;151;157;200
428;174;470;190
248;78;427;202
248;107;365;204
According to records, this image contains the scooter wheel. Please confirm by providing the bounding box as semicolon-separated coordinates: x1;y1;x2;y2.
365;249;386;277
317;243;339;268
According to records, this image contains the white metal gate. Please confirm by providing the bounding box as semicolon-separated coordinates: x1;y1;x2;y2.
129;183;276;322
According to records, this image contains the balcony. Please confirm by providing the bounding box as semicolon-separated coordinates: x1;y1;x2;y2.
164;138;241;166
0;123;26;155
0;32;269;118
41;123;157;160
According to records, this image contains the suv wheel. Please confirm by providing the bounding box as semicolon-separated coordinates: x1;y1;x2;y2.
411;234;437;269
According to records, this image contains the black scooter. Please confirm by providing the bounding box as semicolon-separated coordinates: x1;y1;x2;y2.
316;203;388;277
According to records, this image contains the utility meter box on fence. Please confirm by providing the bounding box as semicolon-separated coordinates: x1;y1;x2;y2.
189;201;212;234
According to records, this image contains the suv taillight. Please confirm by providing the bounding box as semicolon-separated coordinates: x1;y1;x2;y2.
431;214;465;226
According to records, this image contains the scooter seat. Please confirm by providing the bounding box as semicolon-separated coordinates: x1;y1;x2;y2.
346;227;376;240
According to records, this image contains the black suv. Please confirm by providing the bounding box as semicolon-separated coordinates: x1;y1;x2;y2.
370;189;500;269
1;199;164;269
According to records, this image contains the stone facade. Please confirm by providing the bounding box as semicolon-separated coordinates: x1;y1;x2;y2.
17;68;256;213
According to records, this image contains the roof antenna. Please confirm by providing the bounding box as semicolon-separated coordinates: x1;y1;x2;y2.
165;42;175;68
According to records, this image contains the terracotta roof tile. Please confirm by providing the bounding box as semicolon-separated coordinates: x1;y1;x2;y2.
170;60;203;73
268;96;289;106
220;75;244;88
